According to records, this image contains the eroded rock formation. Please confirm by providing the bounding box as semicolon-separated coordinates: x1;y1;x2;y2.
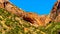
0;0;60;26
50;0;60;22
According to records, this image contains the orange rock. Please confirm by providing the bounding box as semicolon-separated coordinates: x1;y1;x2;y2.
0;0;60;26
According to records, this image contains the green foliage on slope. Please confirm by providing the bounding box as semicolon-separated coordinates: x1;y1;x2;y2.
0;8;60;34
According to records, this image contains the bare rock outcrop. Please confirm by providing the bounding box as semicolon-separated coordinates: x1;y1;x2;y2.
50;0;60;23
0;0;60;26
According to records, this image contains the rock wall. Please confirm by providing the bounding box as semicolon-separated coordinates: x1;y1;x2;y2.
0;0;60;26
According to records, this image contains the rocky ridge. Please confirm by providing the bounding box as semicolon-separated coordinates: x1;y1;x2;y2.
0;0;60;26
0;0;60;34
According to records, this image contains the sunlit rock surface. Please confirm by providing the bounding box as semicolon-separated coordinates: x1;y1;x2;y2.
0;0;60;34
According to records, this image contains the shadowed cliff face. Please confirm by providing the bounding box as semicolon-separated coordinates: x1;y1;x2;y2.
50;1;60;22
0;0;60;26
55;2;60;22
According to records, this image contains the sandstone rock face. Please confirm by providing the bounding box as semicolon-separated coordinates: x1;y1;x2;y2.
55;15;60;22
55;9;60;22
0;3;4;8
45;14;51;25
0;0;60;26
0;0;47;26
1;0;60;34
50;1;58;22
50;1;60;23
0;0;4;3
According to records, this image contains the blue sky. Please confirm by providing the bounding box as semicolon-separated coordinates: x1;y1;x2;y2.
10;0;57;15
